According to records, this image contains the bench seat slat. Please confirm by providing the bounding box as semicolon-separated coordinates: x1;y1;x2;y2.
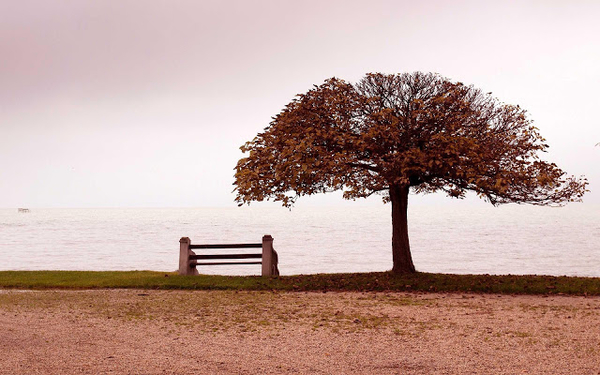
190;261;262;266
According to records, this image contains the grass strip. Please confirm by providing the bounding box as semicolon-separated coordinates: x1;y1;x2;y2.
1;271;600;295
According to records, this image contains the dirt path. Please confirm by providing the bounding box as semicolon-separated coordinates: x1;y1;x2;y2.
1;289;599;374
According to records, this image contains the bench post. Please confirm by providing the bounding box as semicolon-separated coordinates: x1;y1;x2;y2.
261;235;279;277
179;237;198;275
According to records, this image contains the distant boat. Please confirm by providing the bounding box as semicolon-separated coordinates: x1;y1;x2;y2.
17;208;30;213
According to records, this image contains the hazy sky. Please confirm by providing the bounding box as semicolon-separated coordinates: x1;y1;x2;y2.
1;0;599;208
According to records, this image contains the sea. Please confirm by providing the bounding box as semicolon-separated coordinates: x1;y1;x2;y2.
0;204;599;277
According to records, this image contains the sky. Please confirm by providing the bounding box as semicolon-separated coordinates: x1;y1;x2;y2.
1;0;599;208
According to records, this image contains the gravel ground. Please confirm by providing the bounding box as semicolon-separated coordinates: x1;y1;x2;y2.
1;289;599;374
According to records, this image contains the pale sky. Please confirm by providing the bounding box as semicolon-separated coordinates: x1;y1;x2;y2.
1;0;599;208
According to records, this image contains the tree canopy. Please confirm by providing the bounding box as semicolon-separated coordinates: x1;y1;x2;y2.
234;72;588;273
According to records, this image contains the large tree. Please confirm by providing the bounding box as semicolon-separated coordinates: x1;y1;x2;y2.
234;72;588;273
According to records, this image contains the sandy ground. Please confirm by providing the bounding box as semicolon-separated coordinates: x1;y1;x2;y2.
1;289;600;374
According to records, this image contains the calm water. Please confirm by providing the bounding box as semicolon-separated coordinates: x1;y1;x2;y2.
0;205;598;276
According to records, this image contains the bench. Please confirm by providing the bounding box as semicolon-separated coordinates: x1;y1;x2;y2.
178;235;279;276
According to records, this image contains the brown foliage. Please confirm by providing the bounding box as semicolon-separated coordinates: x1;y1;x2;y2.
234;72;587;207
234;72;588;273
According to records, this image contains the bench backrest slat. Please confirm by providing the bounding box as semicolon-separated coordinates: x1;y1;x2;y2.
190;253;262;260
190;243;262;249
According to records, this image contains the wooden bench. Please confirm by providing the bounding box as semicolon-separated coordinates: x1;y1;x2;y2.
178;235;279;276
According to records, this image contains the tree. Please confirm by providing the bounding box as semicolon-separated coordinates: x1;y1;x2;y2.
234;72;588;273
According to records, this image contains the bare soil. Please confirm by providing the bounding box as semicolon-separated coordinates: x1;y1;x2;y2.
1;289;599;374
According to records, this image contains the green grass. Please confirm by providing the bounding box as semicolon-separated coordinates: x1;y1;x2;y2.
1;270;600;295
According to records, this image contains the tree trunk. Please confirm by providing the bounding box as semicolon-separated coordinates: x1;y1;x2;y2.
390;184;416;273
